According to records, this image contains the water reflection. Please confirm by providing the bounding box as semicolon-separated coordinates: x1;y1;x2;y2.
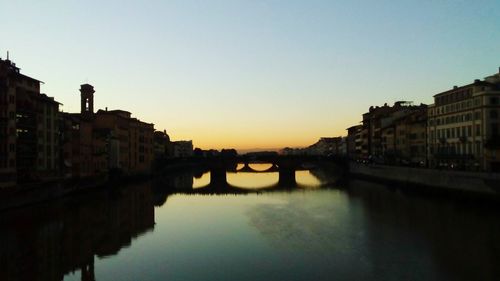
295;171;322;187
0;182;155;281
155;163;333;193
0;168;499;281
346;180;500;281
227;172;279;189
246;163;273;171
192;172;210;189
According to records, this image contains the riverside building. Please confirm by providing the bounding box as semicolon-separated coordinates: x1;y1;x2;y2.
427;68;500;172
0;58;60;187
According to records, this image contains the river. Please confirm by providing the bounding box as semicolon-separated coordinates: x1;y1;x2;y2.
0;163;499;281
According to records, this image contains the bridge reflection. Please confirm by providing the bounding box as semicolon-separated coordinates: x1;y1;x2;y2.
155;162;343;198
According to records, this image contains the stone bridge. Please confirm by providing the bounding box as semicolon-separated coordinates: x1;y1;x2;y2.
205;155;348;191
155;155;348;194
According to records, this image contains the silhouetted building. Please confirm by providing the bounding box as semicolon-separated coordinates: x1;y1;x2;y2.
339;137;347;156
427;68;500;171
80;83;94;120
310;137;342;156
220;148;238;158
61;84;155;177
0;58;60;186
282;137;343;156
93;109;154;174
346;125;362;159
361;102;426;161
153;130;171;160
394;107;427;165
172;140;193;158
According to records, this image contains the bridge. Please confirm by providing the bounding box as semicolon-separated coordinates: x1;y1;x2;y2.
155;154;348;195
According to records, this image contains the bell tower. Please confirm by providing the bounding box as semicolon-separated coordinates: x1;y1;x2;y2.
80;84;95;118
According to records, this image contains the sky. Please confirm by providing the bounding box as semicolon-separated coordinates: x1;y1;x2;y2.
1;0;499;151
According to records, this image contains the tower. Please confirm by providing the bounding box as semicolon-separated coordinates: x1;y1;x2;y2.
80;84;95;118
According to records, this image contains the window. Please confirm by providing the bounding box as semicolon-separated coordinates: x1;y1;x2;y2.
491;97;499;105
490;110;498;119
474;111;481;120
476;124;481;136
492;124;499;136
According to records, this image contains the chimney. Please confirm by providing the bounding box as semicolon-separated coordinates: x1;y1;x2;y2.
474;79;480;83
453;86;458;89
105;107;108;111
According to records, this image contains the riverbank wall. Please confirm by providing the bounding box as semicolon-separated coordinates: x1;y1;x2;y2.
349;163;500;196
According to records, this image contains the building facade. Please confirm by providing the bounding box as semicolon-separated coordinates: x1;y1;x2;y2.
0;58;60;186
172;141;193;158
346;125;362;160
61;84;155;178
427;69;500;171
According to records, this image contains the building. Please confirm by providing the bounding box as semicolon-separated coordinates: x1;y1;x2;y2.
375;104;428;165
172;140;193;158
0;58;60;186
281;137;343;156
93;109;154;174
427;68;500;171
361;102;427;162
311;137;342;156
153;130;170;160
346;125;362;160
61;84;155;177
393;107;427;165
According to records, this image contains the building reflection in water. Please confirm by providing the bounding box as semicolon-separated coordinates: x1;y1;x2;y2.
347;180;500;280
0;182;155;281
4;164;496;281
244;180;500;280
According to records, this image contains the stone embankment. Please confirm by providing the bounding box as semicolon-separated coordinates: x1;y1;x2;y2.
349;163;500;196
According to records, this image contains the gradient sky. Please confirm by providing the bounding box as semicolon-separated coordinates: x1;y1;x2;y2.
2;0;499;150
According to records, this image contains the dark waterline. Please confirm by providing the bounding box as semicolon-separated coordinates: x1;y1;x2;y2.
1;166;499;281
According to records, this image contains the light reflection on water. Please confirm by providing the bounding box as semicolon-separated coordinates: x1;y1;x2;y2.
247;163;273;171
192;172;210;188
1;165;499;281
295;170;322;187
227;172;278;189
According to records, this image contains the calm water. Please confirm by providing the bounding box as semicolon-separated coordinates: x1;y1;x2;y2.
1;164;499;281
